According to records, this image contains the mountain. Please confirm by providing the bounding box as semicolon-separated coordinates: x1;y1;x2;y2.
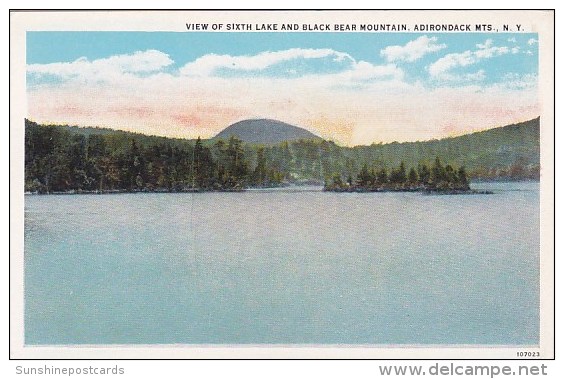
214;118;322;144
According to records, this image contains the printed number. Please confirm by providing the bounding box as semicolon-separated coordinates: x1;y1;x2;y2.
517;351;540;357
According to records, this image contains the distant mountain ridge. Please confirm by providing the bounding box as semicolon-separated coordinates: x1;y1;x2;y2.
214;118;322;144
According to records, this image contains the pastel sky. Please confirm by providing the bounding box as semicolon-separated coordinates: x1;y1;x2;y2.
26;32;539;146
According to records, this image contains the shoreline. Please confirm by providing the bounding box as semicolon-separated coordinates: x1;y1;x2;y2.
323;187;494;195
24;185;513;196
24;188;246;196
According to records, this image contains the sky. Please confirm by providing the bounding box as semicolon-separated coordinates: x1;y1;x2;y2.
26;32;539;146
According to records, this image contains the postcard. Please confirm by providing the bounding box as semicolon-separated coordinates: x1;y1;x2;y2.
9;10;554;359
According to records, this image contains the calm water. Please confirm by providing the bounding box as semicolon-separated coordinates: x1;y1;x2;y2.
24;182;540;345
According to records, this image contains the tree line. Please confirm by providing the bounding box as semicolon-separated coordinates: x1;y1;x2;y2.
25;120;283;193
324;158;470;192
24;118;539;193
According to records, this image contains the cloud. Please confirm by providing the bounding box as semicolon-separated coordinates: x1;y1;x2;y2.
331;61;404;82
474;39;509;58
27;48;404;92
177;48;404;84
26;47;538;146
428;39;510;81
527;38;538;46
460;70;486;82
428;51;475;77
501;73;538;90
27;50;174;82
179;48;354;77
380;35;446;62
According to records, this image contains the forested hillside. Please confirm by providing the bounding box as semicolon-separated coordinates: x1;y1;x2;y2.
24;117;540;193
347;117;540;180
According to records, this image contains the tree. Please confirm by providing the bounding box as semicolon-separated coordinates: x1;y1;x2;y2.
193;137;203;182
253;146;267;185
444;164;456;184
192;137;214;188
328;173;343;189
457;166;469;189
417;163;431;184
357;163;372;187
125;139;145;189
376;168;388;184
389;161;407;184
397;161;407;183
226;136;248;188
431;157;445;185
408;167;418;184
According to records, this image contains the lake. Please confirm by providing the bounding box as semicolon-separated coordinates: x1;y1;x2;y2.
24;182;539;345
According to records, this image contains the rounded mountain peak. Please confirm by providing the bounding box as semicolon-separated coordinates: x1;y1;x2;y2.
214;118;321;144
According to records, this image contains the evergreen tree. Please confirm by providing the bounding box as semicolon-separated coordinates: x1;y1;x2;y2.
431;157;445;185
457;166;469;188
444;164;456;184
226;136;248;188
253;146;267;185
417;163;431;184
357;163;372;187
390;161;407;183
398;161;407;183
376;168;388;184
408;167;418;184
329;173;343;189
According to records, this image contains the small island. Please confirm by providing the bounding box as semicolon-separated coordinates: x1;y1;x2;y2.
324;158;490;194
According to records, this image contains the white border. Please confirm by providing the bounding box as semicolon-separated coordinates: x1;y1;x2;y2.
9;9;555;360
